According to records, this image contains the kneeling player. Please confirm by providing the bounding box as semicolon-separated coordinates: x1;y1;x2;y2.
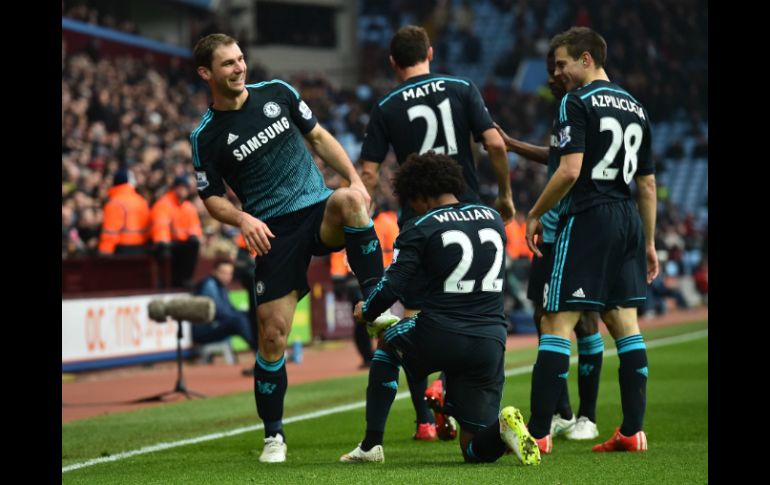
339;152;540;465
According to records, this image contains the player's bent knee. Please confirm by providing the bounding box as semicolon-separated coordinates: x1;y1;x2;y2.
332;187;367;211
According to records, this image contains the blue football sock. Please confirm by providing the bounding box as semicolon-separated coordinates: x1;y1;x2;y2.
361;349;400;450
253;352;287;440
577;333;604;422
529;334;571;438
344;222;384;298
615;334;648;436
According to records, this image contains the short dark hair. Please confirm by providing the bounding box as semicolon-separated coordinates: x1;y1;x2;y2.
550;27;607;68
393;152;466;206
193;33;238;69
390;25;430;69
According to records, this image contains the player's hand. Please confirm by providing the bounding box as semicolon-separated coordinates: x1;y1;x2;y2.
495;196;516;225
239;213;275;256
353;301;365;323
525;213;543;258
492;122;514;152
646;244;659;284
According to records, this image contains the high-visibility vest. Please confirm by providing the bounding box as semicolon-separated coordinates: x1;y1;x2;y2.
235;233;246;249
329;210;401;277
330;250;350;277
505;219;533;260
98;183;150;253
150;191;203;244
374;211;399;268
519;220;533;260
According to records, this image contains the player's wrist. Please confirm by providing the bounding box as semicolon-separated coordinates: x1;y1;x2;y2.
236;211;255;228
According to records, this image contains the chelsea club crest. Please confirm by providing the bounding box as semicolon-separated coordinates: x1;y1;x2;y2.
263;101;281;118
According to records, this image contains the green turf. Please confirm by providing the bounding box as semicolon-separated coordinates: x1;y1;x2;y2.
63;320;707;484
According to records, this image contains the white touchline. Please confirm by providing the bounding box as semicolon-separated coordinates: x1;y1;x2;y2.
63;328;707;473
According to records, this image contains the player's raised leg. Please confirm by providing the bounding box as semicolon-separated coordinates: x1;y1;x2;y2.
320;188;383;299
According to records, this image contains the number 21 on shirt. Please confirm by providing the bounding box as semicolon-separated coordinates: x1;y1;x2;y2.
408;99;458;155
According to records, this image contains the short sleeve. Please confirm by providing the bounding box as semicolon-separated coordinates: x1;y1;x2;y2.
556;93;586;156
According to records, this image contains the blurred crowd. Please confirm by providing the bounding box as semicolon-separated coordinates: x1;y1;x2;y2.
62;0;140;35
62;0;707;308
360;0;707;129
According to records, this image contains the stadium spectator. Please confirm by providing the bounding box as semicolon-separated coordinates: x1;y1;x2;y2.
692;259;708;303
150;175;202;288
98;169;151;255
692;132;708;158
75;206;101;254
63;1;140;35
664;140;684;159
642;274;689;317
62;203;78;257
192;259;257;358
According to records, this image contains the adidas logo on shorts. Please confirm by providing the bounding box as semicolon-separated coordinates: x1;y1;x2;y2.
572;288;586;298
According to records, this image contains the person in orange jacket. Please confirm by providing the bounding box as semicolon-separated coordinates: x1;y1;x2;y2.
151;175;203;288
504;213;534;261
374;210;399;268
98;169;151;255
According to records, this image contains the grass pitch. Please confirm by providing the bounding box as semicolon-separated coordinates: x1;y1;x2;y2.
63;320;708;484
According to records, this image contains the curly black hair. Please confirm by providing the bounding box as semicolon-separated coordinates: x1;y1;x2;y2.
393;152;466;207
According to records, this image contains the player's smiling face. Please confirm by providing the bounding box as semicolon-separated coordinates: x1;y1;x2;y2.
210;43;247;97
553;46;585;92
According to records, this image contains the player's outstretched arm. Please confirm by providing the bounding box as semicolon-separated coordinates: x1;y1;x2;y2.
492;122;549;164
305;124;371;208
202;195;275;256
635;173;659;283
